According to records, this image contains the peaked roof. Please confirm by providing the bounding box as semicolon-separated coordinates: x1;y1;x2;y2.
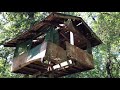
4;12;102;47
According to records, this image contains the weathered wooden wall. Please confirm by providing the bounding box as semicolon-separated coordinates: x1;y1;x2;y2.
44;42;67;64
11;41;67;73
66;41;94;69
11;52;28;72
11;41;47;72
11;41;94;77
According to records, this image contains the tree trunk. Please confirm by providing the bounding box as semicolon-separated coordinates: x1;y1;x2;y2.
26;12;35;27
106;42;113;78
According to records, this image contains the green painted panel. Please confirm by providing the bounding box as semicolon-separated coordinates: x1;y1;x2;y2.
28;44;41;59
14;39;32;58
45;26;59;45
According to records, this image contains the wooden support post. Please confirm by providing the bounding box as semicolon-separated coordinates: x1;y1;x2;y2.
48;61;55;78
86;40;92;54
70;31;74;45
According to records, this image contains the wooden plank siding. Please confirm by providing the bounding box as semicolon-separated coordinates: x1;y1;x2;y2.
66;41;94;69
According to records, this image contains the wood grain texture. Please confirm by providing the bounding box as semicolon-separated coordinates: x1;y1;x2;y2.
44;42;67;64
66;41;94;69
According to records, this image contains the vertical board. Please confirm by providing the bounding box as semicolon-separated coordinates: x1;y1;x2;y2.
70;31;74;45
12;52;28;72
45;42;67;64
45;26;59;45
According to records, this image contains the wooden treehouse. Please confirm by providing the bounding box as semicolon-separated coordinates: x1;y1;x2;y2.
4;13;102;78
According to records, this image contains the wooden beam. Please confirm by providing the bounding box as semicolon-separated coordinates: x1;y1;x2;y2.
60;32;69;42
70;31;74;45
27;64;47;70
53;13;81;21
23;66;39;73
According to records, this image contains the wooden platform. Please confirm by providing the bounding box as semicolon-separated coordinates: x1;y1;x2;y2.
11;42;94;78
11;41;67;76
13;59;94;78
13;60;48;75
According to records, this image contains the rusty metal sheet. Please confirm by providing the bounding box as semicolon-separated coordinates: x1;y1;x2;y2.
66;41;94;69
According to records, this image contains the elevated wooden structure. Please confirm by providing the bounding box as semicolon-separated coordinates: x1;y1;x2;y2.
4;13;102;78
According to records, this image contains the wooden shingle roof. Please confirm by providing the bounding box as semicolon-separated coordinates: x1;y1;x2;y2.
4;12;102;48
